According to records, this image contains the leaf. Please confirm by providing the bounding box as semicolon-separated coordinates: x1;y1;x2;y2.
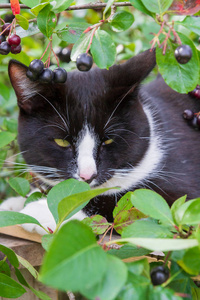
82;215;111;235
20;0;39;8
156;33;199;93
0;244;19;268
39;220;107;292
127;258;150;278
16;22;40;38
148;285;182;300
113;192;133;219
31;2;50;16
130;189;173;225
41;234;54;251
3;119;18;133
170;195;187;224
37;4;57;38
0;82;10;100
0;211;42;228
71;30;94;61
114;208;147;234
47;179;90;223
52;0;74;13
109;11;134;32
81;254;128;300
8;177;30;197
104;0;115;16
0;261;10;277
116;237;198;251
0;131;16;148
90;29;116;69
56;22;89;44
0;273;26;298
10;0;20;15
0;150;7;171
129;0;155;16
176;16;200;35
16;255;39;279
175;198;200;225
169;0;200;15
109;244;151;259
24;191;44;207
15;15;29;30
141;0;173;13
177;246;200;275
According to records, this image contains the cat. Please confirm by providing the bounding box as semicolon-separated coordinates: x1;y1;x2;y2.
1;48;200;235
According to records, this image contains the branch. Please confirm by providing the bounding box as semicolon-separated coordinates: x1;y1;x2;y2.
0;2;132;11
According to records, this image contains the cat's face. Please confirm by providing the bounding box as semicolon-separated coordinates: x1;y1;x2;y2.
9;49;156;190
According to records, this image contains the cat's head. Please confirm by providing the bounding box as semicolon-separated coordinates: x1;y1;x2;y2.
9;49;156;190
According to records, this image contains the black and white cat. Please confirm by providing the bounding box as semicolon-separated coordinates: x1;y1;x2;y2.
1;49;200;234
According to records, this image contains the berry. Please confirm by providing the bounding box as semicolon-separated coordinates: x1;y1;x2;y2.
190;115;199;130
26;69;39;81
197;115;200;127
0;41;11;55
76;53;93;71
174;45;192;64
8;34;21;46
189;85;200;99
39;68;54;83
29;59;44;75
2;23;11;36
53;67;67;83
150;266;170;286
57;47;71;63
10;44;21;54
0;35;6;44
4;14;15;23
183;109;194;120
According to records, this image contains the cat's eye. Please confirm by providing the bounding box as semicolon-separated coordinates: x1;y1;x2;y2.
54;139;70;148
103;138;114;145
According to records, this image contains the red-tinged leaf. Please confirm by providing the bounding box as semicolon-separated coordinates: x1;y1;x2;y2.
82;215;111;235
10;0;20;15
169;0;200;15
114;207;147;234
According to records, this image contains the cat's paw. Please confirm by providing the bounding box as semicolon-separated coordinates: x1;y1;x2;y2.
0;196;26;212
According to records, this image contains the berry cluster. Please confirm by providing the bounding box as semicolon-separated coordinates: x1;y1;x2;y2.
76;53;93;72
174;44;192;64
26;59;67;84
0;22;21;55
150;266;170;286
183;109;200;130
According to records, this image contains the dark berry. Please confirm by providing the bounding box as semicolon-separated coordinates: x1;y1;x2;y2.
26;69;39;81
189;86;200;99
197;115;200;127
57;47;71;63
183;109;194;120
0;41;11;55
0;35;6;44
39;68;54;83
76;53;93;71
174;45;192;64
190;115;199;130
4;14;15;23
10;44;21;54
29;59;44;75
8;34;21;46
53;67;67;83
150;266;170;286
2;23;11;36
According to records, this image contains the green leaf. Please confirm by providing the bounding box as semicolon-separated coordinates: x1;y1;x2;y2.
16;255;39;279
41;234;54;251
56;22;89;44
81;254;128;300
127;258;150;278
109;11;134;32
0;273;26;298
141;0;173;13
109;244;151;259
82;215;111;235
175;198;200;225
0;261;10;277
47;179;90;223
3;119;18;133
90;29;116;69
177;246;200;275
129;0;155;16
15;15;29;30
52;0;74;13
31;2;50;16
0;211;42;228
148;285;182;300
192;287;200;300
71;30;94;61
156;33;199;93
24;191;44;207
176;16;200;35
0;131;16;148
104;0;115;16
0;82;10;100
171;195;187;224
20;0;40;8
8;177;30;197
39;221;107;292
37;4;57;38
0;150;7;171
0;245;19;268
113;192;133;219
130;189;173;225
115;237;198;251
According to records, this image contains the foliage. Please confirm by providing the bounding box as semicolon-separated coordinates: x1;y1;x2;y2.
0;0;200;299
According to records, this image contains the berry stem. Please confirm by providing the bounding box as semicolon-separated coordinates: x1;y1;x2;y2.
86;26;98;54
98;224;114;245
50;41;60;67
40;40;51;60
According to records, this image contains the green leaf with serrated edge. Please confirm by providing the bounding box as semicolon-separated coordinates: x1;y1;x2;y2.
0;150;7;170
82;215;111;235
39;221;107;292
176;16;200;35
114;208;147;234
113;192;133;219
20;0;40;8
8;177;30;197
104;0;115;16
15;15;29;30
0;273;26;298
109;11;134;32
71;30;94;61
24;192;43;207
0;131;16;148
16;255;38;279
47;179;90;223
175;198;200;225
156;33;199;93
31;2;50;16
130;189;173;225
177;247;200;275
52;0;74;13
0;245;19;268
129;0;156;16
0;211;42;228
122;218;173;238
171;195;187;224
141;0;173;13
81;254;127;300
37;4;57;38
109;244;150;259
110;237;198;251
56;22;89;44
58;187;116;225
90;29;116;69
42;234;54;251
148;285;182;300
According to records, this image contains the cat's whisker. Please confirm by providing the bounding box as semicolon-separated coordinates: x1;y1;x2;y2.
35;124;67;134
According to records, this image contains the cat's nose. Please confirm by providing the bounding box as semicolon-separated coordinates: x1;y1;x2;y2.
80;172;97;184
